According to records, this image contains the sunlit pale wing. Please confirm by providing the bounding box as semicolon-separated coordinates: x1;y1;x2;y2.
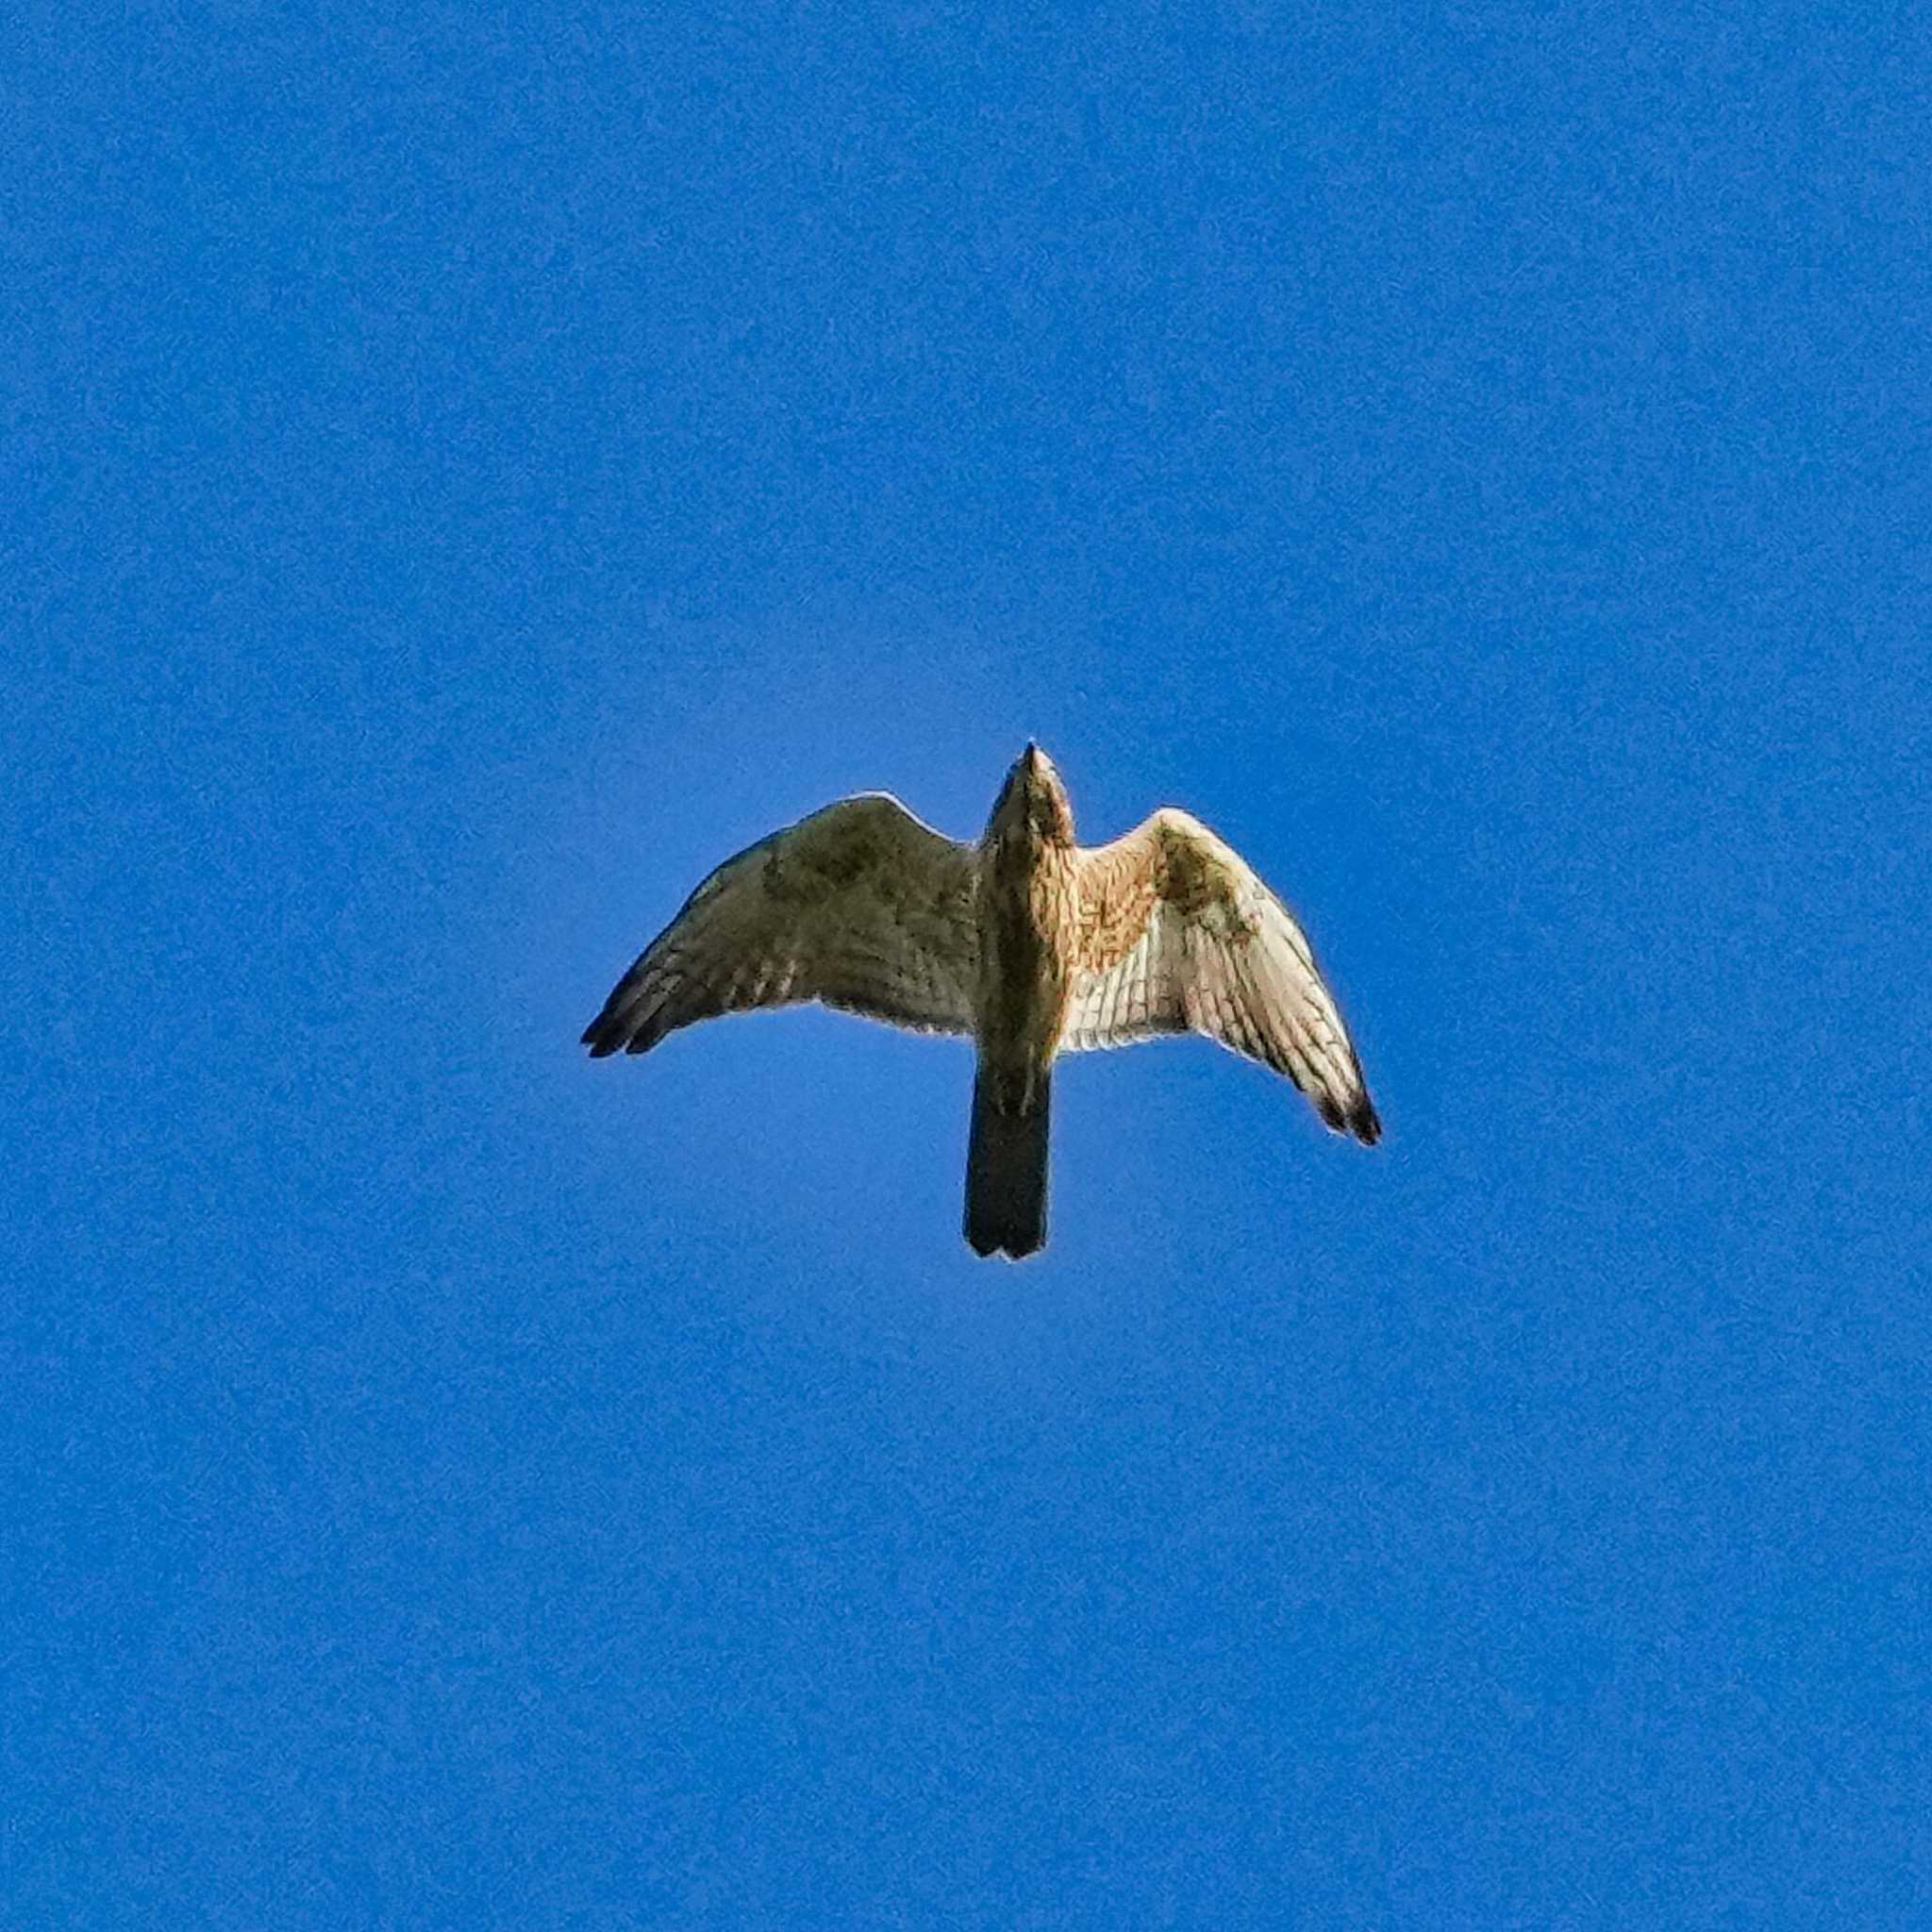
1059;810;1380;1142
582;793;981;1056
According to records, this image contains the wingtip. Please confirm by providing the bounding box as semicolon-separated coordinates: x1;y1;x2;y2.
582;1011;638;1057
582;1001;626;1055
1317;1089;1381;1144
582;1001;672;1058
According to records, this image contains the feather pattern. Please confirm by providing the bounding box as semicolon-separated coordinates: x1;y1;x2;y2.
581;794;981;1056
1059;810;1380;1144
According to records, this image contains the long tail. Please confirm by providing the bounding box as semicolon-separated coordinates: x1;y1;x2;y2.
964;1067;1051;1259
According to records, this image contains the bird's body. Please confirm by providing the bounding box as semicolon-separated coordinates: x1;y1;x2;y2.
975;764;1076;1107
583;745;1379;1257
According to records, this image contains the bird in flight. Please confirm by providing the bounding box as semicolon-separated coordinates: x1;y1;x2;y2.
583;744;1380;1258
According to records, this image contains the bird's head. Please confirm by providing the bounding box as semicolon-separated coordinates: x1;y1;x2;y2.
988;741;1076;853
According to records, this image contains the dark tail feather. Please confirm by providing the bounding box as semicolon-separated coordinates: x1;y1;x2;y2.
964;1068;1050;1259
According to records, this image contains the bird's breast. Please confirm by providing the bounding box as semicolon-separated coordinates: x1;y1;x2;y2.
976;844;1076;1076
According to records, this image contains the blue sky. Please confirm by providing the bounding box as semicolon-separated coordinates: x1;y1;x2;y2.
8;5;1928;1925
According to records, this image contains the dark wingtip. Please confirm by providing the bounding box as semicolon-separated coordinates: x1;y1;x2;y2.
622;1008;667;1055
583;977;669;1058
582;1005;641;1058
582;1017;663;1058
1318;1087;1381;1144
581;999;625;1054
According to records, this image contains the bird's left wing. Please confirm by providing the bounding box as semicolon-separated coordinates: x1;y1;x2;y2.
583;793;981;1056
1059;810;1380;1143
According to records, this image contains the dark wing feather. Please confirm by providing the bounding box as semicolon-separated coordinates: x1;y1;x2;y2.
1060;810;1380;1143
583;793;980;1057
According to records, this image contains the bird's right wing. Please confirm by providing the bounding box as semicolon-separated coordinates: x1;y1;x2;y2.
1060;810;1380;1143
583;793;981;1056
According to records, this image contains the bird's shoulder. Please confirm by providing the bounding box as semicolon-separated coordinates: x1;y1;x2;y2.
1076;808;1260;941
707;791;975;921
